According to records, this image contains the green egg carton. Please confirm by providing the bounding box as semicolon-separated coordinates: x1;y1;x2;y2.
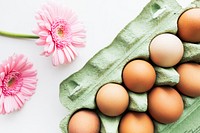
59;0;200;132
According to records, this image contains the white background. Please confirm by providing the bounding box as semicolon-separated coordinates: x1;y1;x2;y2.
0;0;191;133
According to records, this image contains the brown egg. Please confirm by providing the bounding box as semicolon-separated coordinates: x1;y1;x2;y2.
177;8;200;43
176;63;200;97
122;60;156;93
68;110;100;133
149;33;184;67
148;86;184;124
96;83;129;117
119;111;154;133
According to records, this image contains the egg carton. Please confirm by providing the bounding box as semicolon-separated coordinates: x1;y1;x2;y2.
59;0;200;132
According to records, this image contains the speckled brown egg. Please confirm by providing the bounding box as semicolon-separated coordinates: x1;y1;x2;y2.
148;86;184;124
177;8;200;43
68;110;100;133
119;111;154;133
176;63;200;97
122;60;156;93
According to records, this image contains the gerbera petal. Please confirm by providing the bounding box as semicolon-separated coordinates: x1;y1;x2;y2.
15;56;27;71
12;97;19;110
23;78;37;84
36;38;46;45
71;36;86;47
44;22;51;31
16;93;26;104
68;44;78;57
20;62;33;71
43;10;53;25
7;96;18;111
22;70;37;78
52;50;59;66
39;31;49;37
46;35;53;43
47;42;55;54
63;48;72;63
21;87;35;96
22;83;37;90
71;32;86;38
14;95;23;108
57;49;65;64
35;13;42;20
4;96;13;113
66;46;75;61
71;24;85;33
0;72;5;80
68;14;78;25
32;28;41;34
0;95;4;113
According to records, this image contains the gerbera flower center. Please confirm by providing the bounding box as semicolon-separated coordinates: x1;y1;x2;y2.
51;19;70;49
7;77;16;87
2;71;22;96
57;28;64;37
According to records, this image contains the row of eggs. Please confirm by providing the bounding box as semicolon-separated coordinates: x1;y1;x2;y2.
67;8;200;133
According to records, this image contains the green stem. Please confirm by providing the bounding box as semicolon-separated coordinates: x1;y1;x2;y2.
0;30;39;39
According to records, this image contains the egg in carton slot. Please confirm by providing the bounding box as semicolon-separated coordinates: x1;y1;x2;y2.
59;0;200;132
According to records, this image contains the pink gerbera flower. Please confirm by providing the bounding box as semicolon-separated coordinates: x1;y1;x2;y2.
33;2;86;66
0;54;37;114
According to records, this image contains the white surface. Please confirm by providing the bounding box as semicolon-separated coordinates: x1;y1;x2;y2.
0;0;191;133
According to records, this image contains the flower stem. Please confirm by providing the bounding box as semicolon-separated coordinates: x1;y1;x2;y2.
0;30;39;39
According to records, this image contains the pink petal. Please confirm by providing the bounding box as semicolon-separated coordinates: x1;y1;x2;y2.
10;96;18;111
71;36;86;47
23;78;37;84
15;58;27;71
36;38;46;45
63;48;72;63
35;14;41;20
66;46;75;60
19;63;33;72
4;96;13;113
22;83;36;91
32;28;41;34
22;69;37;77
57;49;65;64
38;22;46;28
68;45;78;57
16;93;25;105
46;35;53;43
43;10;53;24
0;72;5;80
71;32;86;38
39;31;49;37
14;95;23;108
71;24;85;33
52;50;59;66
47;42;55;54
21;87;35;96
68;13;78;25
44;22;51;31
0;95;4;113
43;45;50;53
